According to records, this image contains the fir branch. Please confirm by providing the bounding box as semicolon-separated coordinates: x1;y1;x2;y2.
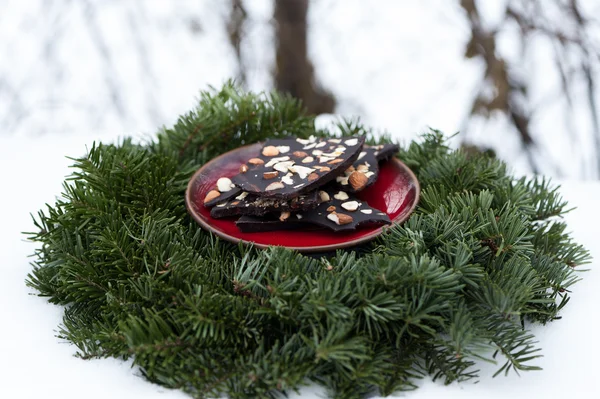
26;84;591;398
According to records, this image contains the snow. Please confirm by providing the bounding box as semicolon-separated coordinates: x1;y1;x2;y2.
0;133;599;398
2;0;600;178
1;0;600;397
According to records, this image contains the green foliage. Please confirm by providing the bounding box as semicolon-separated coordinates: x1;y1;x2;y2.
27;83;591;398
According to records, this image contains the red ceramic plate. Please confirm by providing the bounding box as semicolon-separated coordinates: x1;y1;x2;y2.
185;143;420;253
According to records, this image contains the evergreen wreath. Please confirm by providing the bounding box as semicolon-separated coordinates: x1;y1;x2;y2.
27;83;591;399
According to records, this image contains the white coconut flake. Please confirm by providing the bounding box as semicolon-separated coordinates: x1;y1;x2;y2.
301;156;314;163
327;213;340;224
235;192;249;200
341;201;360;211
289;165;315;179
334;191;349;200
365;171;375;178
328;138;342;143
315;141;327;148
282;172;294;185
293;183;305;189
265;156;291;167
360;209;373;214
321;149;344;157
319;156;335;163
276;145;290;154
336;176;349;185
345;138;359;146
217;177;235;192
312;150;323;156
273;161;295;173
303;143;317;150
265;181;285;191
216;202;227;207
308;135;317;142
296;214;303;219
296;138;310;145
319;191;330;202
357;151;367;160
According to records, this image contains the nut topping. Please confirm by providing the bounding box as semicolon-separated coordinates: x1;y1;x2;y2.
248;158;264;165
288;165;315;179
328;158;344;165
307;172;319;181
336;176;349;185
333;191;349;200
204;190;220;204
282;173;294;185
235;192;249;200
216;177;235;192
327;205;336;212
319;156;335;163
292;151;308;158
349;171;368;191
265;181;284;191
341;201;359;211
302;156;314;163
262;145;280;157
319;191;330;202
279;211;291;221
327;212;353;225
273;160;295;173
265;156;291;167
263;171;279;179
239;164;249;173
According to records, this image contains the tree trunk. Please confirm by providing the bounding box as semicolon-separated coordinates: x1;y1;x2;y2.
274;0;335;115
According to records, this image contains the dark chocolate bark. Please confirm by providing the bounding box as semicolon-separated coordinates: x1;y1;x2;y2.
230;136;366;200
236;215;305;233
235;187;390;233
332;143;399;193
202;177;243;208
210;190;320;218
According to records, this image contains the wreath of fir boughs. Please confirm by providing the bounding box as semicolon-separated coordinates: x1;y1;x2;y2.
27;83;590;399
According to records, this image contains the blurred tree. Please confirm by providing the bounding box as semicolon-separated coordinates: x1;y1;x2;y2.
459;0;600;177
228;0;335;115
273;0;335;115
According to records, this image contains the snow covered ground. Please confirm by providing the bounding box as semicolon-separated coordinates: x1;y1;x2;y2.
0;132;598;398
1;0;600;398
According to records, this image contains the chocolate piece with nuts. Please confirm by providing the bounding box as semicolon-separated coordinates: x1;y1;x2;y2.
203;177;243;208
231;136;366;200
210;190;321;219
332;143;399;193
235;187;390;233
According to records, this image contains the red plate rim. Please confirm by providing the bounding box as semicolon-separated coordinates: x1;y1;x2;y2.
185;143;420;253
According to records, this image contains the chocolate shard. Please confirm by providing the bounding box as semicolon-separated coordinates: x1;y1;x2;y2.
210;190;320;218
236;187;390;233
236;215;305;233
230;136;366;200
332;143;399;193
202;176;243;208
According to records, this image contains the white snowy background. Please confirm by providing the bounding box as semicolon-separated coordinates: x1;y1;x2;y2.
0;0;599;398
